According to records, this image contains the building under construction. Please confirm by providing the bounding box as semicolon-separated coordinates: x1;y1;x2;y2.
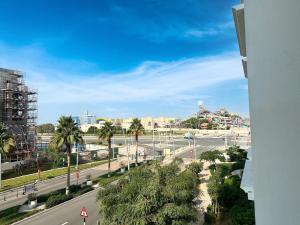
0;68;37;160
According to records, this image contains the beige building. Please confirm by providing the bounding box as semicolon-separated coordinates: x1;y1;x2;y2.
111;117;176;130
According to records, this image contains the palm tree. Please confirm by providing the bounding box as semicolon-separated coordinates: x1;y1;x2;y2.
50;116;83;195
128;118;144;166
98;121;116;175
0;124;15;189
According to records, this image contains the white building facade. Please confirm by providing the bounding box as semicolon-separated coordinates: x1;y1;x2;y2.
233;1;300;224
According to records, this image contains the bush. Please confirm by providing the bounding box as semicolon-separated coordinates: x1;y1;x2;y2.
231;161;245;171
28;193;37;201
73;186;93;197
37;188;65;203
69;185;82;193
230;200;255;225
45;194;72;208
186;162;203;175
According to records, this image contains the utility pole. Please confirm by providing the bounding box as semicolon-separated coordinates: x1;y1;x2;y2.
0;152;2;189
122;128;130;171
152;129;155;160
76;143;79;170
193;136;196;160
224;117;228;149
171;130;175;156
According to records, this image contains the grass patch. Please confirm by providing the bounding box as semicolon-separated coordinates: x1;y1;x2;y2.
1;160;111;191
0;206;40;225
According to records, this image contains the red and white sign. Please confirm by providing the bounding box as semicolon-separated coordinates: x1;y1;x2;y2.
80;207;88;218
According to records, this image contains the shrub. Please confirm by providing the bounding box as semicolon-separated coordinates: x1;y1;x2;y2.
186;162;203;175
45;194;72;208
229;200;255;225
27;193;37;201
73;186;93;197
231;161;245;171
86;174;92;180
69;185;81;193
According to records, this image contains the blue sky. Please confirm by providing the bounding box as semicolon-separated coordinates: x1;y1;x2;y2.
0;0;248;123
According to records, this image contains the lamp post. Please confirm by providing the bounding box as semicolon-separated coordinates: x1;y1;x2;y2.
0;152;2;189
122;128;130;171
152;129;155;160
193;135;196;160
76;143;79;170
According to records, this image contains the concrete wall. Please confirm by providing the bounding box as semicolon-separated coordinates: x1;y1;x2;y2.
245;1;300;224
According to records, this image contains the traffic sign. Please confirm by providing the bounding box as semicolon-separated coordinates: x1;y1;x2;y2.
80;207;88;218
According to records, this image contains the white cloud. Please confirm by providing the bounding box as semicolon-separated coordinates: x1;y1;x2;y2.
0;43;243;106
184;21;235;38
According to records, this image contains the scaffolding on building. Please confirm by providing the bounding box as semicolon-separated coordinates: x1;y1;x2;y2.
0;68;37;161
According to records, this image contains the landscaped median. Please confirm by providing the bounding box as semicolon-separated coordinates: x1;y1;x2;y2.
0;159;112;191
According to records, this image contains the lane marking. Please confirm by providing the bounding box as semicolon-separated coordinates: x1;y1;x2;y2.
61;222;69;225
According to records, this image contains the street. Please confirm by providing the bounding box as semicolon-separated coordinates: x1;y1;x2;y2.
13;188;99;225
0;161;120;211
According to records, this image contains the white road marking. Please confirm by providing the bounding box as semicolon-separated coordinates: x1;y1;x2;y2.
61;222;69;225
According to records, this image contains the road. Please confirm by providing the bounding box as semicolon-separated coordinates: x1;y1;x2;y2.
8;135;250;225
1;135;248;212
13;188;99;225
0;161;120;211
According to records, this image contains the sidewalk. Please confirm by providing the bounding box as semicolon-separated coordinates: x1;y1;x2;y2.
197;161;212;225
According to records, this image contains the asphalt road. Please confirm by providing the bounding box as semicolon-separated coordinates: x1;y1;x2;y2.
0;161;120;211
1;136;246;212
7;135;251;225
14;188;99;225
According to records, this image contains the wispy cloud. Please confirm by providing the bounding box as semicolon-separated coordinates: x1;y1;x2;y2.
0;43;243;106
97;0;235;42
184;21;235;38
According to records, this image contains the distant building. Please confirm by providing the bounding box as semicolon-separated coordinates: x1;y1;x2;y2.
79;110;96;125
110;117;177;130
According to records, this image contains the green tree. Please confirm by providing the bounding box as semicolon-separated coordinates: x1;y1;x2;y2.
229;199;255;225
181;117;200;129
200;150;225;166
86;126;100;134
50;116;83;195
97;159;201;225
128;118;145;166
226;145;247;162
98;121;116;174
36;123;55;133
0;124;15;156
0;124;15;188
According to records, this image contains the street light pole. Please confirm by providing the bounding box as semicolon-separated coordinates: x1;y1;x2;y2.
122;128;130;171
193;136;196;160
0;152;2;189
76;143;79;170
152;129;155;160
224;117;228;149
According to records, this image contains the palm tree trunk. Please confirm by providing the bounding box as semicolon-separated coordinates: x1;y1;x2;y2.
135;134;138;166
108;139;111;176
66;147;71;195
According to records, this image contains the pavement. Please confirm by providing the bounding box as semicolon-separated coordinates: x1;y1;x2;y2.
0;161;120;211
13;188;99;225
1;135;250;225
